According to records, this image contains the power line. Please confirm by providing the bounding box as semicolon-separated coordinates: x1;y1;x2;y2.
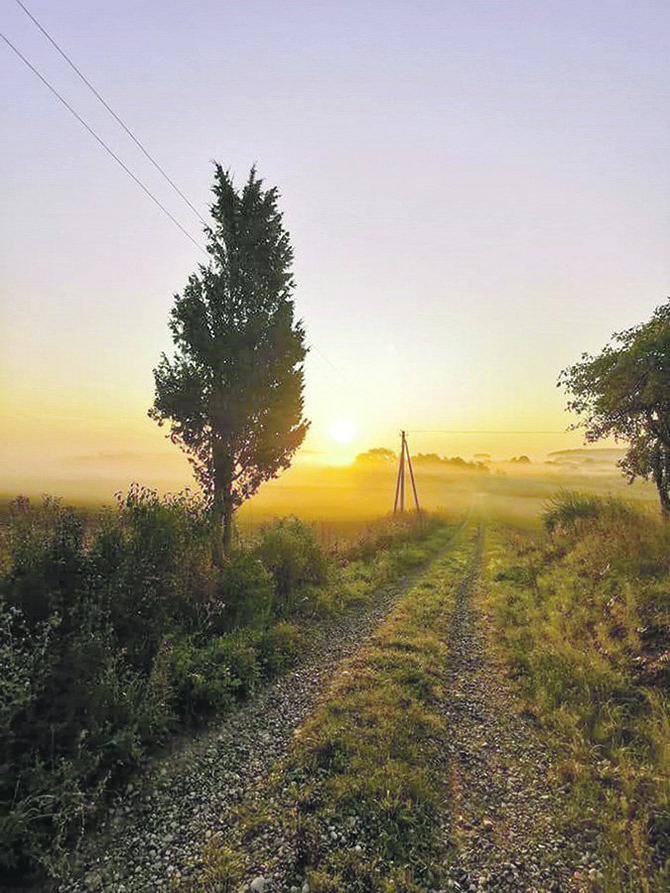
14;0;208;227
1;32;207;254
407;429;569;435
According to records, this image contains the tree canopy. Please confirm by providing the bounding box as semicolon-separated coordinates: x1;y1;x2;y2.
149;165;309;555
355;448;397;464
558;299;670;513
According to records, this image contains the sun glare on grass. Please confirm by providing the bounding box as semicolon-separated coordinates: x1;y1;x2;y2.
330;418;356;444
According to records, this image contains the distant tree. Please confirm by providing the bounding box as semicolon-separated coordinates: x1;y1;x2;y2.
355;448;396;464
509;455;531;464
412;453;444;465
412;453;489;472
559;299;670;514
149;165;309;558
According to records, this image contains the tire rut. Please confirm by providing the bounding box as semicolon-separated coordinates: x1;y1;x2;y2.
437;523;602;893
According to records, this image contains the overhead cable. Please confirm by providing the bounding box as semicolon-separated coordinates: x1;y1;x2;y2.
14;0;208;226
408;430;568;435
2;32;207;254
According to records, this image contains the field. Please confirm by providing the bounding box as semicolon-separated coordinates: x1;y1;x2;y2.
236;457;659;533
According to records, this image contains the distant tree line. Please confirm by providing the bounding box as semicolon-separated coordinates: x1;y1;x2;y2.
355;448;489;472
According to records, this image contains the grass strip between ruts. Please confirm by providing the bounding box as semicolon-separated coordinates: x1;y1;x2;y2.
193;524;479;892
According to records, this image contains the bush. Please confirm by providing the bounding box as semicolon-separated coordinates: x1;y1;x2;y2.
254;518;329;615
543;490;638;534
215;552;273;632
257;621;303;675
2;496;87;626
167;623;303;723
90;485;218;667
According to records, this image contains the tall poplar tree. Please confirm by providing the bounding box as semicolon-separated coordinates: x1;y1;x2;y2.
149;165;309;557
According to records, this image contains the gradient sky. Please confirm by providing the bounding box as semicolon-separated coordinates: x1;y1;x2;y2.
2;0;669;498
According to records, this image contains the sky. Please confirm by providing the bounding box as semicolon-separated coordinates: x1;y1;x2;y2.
2;0;669;500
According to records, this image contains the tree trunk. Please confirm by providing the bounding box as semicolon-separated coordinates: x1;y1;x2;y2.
659;485;670;519
222;499;234;555
211;494;225;566
212;448;235;564
651;445;670;519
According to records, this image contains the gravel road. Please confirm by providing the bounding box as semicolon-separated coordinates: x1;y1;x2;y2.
435;526;602;892
234;525;603;893
57;565;434;892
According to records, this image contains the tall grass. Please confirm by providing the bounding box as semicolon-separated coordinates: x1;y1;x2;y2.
486;492;670;892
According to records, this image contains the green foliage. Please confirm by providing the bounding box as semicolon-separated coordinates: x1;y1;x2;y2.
542;489;636;533
0;490;220;879
253;517;329;615
486;497;670;892
215;551;273;631
0;489;451;881
342;513;437;563
559;298;670;513
146;623;305;726
149;165;309;554
90;485;218;668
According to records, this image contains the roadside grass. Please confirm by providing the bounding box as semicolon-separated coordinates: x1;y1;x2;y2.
196;524;477;892
484;493;670;893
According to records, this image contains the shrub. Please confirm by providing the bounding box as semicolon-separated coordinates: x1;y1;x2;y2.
167;624;303;723
2;496;87;626
543;490;638;534
89;485;217;666
254;518;329;615
257;621;303;675
216;552;273;632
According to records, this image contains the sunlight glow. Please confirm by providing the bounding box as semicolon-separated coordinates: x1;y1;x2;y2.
330;418;356;444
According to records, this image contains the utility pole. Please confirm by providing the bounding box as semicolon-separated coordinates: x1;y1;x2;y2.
393;430;421;514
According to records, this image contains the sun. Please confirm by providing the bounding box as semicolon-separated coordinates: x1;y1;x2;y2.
330;418;356;444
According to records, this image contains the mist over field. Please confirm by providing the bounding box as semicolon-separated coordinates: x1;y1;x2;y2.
235;447;657;531
1;446;657;534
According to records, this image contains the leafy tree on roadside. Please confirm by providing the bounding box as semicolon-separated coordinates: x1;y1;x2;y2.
150;165;309;558
559;299;670;514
